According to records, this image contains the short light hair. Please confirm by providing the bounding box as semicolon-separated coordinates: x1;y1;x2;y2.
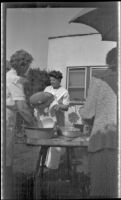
10;49;33;75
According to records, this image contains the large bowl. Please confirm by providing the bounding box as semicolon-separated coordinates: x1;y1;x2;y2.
60;126;81;138
30;91;54;106
24;127;55;139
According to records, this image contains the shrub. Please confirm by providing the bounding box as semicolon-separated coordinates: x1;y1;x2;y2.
24;68;50;101
15;68;51;134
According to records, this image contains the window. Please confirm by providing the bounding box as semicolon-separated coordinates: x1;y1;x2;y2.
90;66;108;79
67;66;107;105
67;67;87;104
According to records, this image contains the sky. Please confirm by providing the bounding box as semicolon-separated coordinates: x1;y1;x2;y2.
6;8;100;69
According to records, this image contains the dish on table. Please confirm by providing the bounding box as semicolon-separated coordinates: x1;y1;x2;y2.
24;126;55;139
60;126;81;138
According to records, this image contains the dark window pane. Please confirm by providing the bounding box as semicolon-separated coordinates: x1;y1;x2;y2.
92;68;107;78
68;88;85;101
69;70;85;87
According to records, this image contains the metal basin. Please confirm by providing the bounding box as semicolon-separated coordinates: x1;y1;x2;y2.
24;127;55;139
60;126;81;138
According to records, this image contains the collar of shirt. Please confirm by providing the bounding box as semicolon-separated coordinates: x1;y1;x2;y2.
9;68;17;75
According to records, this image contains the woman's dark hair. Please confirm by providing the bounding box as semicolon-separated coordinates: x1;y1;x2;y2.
10;49;33;76
49;70;63;80
106;47;117;71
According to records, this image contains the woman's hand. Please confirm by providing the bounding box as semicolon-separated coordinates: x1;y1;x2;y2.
52;104;61;111
78;106;84;116
49;104;58;117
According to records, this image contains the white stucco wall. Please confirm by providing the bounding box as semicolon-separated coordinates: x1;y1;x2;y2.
47;34;116;87
47;34;116;126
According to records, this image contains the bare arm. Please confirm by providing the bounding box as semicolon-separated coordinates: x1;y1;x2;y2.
15;100;37;126
56;90;70;111
54;104;69;112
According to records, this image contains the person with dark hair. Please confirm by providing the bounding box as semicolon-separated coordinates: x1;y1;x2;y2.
43;70;70;169
45;70;69;124
79;47;118;198
106;47;117;70
49;70;63;80
6;49;37;198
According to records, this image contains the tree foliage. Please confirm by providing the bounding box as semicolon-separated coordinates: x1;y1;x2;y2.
16;68;51;134
24;68;50;103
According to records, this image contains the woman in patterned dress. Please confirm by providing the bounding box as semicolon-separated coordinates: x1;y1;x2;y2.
79;47;118;198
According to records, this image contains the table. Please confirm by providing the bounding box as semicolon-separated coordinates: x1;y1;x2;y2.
26;135;89;199
26;135;89;176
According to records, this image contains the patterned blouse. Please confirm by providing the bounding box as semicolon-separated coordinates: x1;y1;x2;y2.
80;76;117;152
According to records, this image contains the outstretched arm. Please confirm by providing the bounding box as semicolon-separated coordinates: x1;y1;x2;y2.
15;100;37;126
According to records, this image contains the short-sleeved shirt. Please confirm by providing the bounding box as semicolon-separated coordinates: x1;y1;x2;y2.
6;69;25;106
44;85;70;106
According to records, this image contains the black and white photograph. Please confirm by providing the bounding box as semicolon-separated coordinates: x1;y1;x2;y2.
1;2;121;199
